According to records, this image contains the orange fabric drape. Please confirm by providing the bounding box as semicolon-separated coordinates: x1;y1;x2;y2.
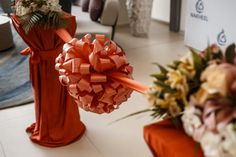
144;120;204;157
11;15;85;147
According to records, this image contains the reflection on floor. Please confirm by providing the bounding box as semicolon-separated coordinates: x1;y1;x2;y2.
0;21;187;157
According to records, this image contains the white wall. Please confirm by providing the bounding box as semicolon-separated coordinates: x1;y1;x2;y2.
117;0;129;25
180;0;187;31
151;0;187;31
151;0;170;23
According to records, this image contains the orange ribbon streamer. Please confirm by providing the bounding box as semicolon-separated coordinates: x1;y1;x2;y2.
55;29;149;114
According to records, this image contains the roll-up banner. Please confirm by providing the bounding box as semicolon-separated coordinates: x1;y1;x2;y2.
184;0;236;51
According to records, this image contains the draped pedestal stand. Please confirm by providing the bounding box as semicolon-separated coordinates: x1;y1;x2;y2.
11;15;85;147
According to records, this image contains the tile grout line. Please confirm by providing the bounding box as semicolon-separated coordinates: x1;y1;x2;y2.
0;141;6;157
84;134;105;157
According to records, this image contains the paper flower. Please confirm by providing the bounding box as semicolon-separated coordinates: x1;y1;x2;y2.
55;34;133;114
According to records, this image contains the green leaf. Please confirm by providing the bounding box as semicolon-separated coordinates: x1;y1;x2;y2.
150;74;168;81
59;19;67;28
20;11;67;34
151;107;168;119
153;62;168;74
167;64;177;70
158;90;164;99
22;12;44;34
190;49;203;76
194;143;202;157
173;60;181;66
188;79;200;91
154;81;176;93
109;109;152;124
171;116;181;129
205;42;212;61
52;12;59;27
225;43;236;64
19;14;31;22
162;88;176;94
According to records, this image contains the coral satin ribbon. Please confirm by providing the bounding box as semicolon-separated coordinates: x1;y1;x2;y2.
110;72;149;94
55;28;149;94
55;28;73;43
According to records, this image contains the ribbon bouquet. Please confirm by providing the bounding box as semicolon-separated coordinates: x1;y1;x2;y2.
55;29;149;114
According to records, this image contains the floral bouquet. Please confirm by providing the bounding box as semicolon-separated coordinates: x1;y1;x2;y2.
182;44;236;157
13;0;67;34
146;43;236;157
146;44;223;119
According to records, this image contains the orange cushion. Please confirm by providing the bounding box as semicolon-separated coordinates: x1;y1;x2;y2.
144;119;204;157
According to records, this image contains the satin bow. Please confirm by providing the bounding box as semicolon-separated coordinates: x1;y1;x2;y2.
55;34;133;114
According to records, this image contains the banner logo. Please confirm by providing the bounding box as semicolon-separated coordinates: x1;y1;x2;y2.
190;0;208;22
217;29;227;46
196;0;204;14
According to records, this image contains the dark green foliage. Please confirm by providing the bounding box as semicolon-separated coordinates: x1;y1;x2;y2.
21;0;47;8
167;60;181;70
110;109;152;123
190;49;203;77
153;62;168;74
154;81;176;93
203;44;224;63
151;107;168;119
150;73;168;81
20;11;67;34
171;116;182;129
21;12;43;34
225;43;236;64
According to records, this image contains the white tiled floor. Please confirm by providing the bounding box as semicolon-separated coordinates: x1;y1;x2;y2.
0;21;188;157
